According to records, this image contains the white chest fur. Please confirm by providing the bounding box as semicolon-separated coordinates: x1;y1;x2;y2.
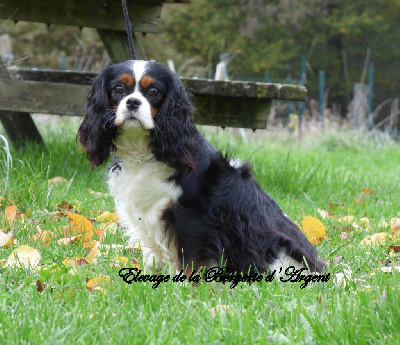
108;127;182;268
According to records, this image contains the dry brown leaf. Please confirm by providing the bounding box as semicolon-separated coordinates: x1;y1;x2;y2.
47;176;68;186
4;205;17;224
5;245;41;269
0;230;14;247
388;245;400;254
300;216;326;246
36;280;45;293
57;201;74;211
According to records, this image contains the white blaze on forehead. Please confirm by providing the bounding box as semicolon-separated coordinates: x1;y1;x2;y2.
131;60;148;90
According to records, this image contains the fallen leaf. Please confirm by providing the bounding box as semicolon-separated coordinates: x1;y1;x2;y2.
300;216;326;246
0;230;14;247
95;228;104;242
67;213;93;234
47;176;68;186
388;245;400;254
86;273;110;292
5;245;41;269
96;212;118;223
36;280;45;293
57;201;74;211
4;205;17;224
360;233;388;247
100;221;119;235
86;241;101;263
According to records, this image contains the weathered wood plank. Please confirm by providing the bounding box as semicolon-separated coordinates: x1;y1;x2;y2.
7;68;307;102
0;78;270;128
0;0;163;33
0;79;90;116
0;67;43;145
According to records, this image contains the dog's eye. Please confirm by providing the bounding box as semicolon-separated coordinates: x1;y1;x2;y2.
114;85;125;95
148;87;160;97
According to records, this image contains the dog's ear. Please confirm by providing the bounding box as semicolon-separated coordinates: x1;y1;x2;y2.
77;72;118;169
150;73;197;171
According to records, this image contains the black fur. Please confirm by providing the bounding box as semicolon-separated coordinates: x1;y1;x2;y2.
79;60;325;274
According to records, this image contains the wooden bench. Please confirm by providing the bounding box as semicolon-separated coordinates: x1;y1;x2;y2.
0;0;307;145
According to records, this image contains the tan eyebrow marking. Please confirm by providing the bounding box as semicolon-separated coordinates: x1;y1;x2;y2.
140;76;154;89
119;73;135;86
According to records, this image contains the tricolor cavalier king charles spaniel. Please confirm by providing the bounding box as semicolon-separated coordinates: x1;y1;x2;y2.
78;60;325;274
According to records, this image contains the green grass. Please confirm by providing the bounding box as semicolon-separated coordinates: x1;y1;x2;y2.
1;120;400;344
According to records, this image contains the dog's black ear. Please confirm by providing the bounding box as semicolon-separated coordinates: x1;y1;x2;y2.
150;73;197;171
77;72;118;169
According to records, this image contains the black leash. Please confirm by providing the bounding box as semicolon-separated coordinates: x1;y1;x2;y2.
121;0;136;60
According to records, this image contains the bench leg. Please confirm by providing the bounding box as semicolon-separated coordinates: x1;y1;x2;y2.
97;29;146;62
0;111;43;146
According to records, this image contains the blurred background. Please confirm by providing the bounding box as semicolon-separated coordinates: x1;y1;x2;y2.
1;0;399;134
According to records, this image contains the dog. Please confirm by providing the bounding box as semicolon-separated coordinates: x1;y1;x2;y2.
78;60;325;275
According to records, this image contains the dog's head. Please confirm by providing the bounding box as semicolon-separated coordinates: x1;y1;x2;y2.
78;60;196;169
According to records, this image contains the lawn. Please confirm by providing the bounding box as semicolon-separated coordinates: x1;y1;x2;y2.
1;119;399;344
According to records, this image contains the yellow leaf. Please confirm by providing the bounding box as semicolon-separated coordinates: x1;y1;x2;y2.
86;273;110;292
67;212;93;236
47;176;68;186
300;216;326;246
100;221;119;235
96;212;118;223
360;232;388;247
115;256;129;265
5;245;41;269
0;230;14;247
4;205;17;224
62;257;76;267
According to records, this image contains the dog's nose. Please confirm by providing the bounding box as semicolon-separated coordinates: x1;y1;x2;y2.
126;97;142;111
